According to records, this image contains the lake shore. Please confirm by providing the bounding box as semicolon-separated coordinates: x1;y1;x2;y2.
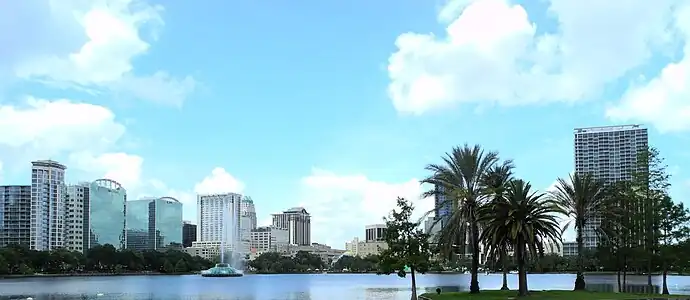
0;271;199;279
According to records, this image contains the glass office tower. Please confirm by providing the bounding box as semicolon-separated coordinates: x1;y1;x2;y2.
87;179;127;250
126;197;182;250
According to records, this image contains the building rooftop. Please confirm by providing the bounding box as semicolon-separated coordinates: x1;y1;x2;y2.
573;124;645;134
31;159;67;170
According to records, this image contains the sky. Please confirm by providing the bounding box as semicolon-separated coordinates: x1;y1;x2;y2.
1;0;689;248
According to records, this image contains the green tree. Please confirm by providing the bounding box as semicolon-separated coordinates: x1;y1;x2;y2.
657;195;690;294
480;161;514;290
632;147;671;292
162;259;174;273
480;179;563;297
0;254;8;275
175;259;188;273
377;197;433;300
422;144;501;294
550;173;608;290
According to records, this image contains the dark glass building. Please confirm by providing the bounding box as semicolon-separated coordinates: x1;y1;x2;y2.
0;185;31;247
183;221;197;247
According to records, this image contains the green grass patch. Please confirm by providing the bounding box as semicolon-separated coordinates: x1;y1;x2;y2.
420;290;690;299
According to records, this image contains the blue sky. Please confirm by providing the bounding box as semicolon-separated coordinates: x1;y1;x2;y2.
1;0;689;248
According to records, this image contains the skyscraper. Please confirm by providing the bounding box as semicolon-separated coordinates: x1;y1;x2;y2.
197;193;242;251
0;185;31;247
126;197;182;250
87;179;127;250
272;207;311;246
434;184;451;221
241;196;257;230
574;124;648;249
30;160;67;251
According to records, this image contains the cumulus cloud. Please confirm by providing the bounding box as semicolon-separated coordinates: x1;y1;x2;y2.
298;168;432;248
388;0;690;131
194;167;245;195
2;0;195;106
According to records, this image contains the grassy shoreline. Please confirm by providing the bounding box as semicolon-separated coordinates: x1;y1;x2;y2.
419;290;690;299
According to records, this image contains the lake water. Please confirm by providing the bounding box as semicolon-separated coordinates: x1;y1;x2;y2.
1;273;689;299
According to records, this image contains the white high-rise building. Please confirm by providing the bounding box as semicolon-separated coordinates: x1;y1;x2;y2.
574;124;648;249
64;182;90;253
272;207;311;246
30;160;67;251
197;193;242;252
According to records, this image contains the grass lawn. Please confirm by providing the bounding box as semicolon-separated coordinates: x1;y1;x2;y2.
419;290;690;299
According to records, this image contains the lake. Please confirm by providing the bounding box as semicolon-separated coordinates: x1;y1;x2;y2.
1;273;689;299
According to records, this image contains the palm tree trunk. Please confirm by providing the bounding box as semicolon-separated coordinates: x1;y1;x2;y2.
469;217;480;293
574;223;586;290
410;266;418;300
662;267;669;294
501;250;509;290
516;239;528;297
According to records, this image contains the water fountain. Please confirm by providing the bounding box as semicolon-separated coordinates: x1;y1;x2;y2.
201;201;243;278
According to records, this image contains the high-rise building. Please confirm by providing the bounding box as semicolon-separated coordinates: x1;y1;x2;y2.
197;193;241;252
182;221;197;248
239;196;257;255
434;184;451;221
365;224;386;242
64;182;89;252
241;196;257;231
126;197;182;251
87;179;127;250
574;124;649;249
0;185;31;247
30;160;67;251
272;207;311;246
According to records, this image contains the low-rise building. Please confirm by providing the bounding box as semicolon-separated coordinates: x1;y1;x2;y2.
290;243;345;263
250;225;289;254
345;237;387;257
562;241;578;257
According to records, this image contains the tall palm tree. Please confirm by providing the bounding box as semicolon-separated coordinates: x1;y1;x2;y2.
549;173;607;291
422;144;499;294
480;161;514;290
479;179;563;297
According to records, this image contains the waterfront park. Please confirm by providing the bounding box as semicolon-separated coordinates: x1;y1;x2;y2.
379;144;690;299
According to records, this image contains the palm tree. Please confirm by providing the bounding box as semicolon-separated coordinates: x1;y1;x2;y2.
422;144;499;294
549;173;607;291
479;179;563;297
480;161;514;290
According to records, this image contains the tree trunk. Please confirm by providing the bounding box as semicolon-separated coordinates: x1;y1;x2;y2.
574;223;586;290
410;266;418;300
662;268;669;294
616;270;621;293
469;217;480;293
623;254;628;293
516;239;528;297
501;250;509;290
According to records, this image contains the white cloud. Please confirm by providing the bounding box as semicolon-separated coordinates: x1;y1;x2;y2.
68;151;144;190
5;0;195;106
194;167;245;195
388;0;690;131
0;97;126;160
139;168;245;221
605;5;690;133
298;168;432;248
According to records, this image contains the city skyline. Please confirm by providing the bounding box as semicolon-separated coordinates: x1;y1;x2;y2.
1;0;690;250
